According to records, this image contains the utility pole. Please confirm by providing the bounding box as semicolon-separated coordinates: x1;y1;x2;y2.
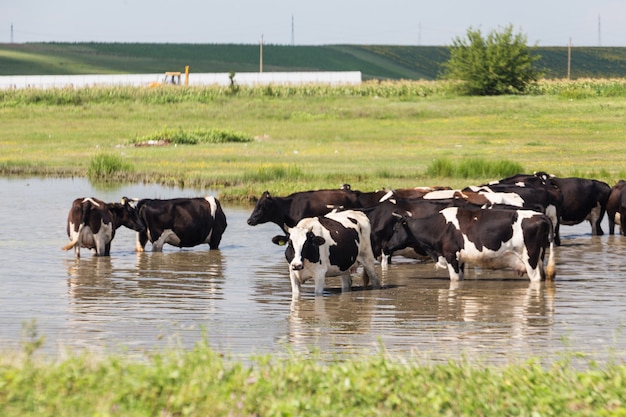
260;34;263;73
291;14;295;46
598;15;601;46
417;21;421;46
10;23;13;43
567;37;571;80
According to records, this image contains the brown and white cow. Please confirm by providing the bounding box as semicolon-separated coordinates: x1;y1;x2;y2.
272;210;381;296
63;197;145;257
386;206;556;282
135;196;227;252
607;180;626;235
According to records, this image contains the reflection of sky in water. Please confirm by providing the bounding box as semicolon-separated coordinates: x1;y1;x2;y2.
0;177;625;365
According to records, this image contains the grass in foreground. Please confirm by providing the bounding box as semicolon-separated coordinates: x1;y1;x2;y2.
1;338;625;417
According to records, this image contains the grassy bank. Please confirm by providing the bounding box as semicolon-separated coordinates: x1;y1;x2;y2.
2;79;626;201
2;338;625;417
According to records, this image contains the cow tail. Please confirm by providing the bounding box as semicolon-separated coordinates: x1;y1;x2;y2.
545;218;556;280
62;223;83;251
62;198;91;251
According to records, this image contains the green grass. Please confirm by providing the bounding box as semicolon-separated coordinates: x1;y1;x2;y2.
2;337;625;417
3;43;626;80
2;80;626;200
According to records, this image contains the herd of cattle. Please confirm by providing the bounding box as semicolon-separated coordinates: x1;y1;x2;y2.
63;173;626;297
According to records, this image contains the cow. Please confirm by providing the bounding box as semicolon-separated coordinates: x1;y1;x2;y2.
247;188;362;232
62;197;145;257
364;197;468;267
385;206;556;282
542;175;611;236
271;210;381;296
607;180;626;235
135;196;227;252
470;173;564;244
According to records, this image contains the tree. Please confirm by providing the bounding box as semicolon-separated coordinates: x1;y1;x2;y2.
442;25;542;95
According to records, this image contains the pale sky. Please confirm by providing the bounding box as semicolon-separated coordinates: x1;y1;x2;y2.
3;1;626;47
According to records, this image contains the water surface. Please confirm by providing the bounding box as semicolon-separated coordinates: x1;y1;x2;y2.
1;177;624;364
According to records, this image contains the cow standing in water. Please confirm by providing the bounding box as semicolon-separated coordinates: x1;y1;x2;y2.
386;206;556;282
63;197;145;257
272;210;381;297
135;196;227;251
247;188;362;233
607;180;626;235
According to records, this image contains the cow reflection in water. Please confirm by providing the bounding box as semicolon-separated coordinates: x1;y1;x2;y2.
434;279;556;356
287;292;377;353
66;250;225;305
285;266;556;357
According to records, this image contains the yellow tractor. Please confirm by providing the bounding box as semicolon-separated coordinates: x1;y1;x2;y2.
149;66;189;87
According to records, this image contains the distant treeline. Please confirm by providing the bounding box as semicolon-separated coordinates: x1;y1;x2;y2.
1;42;626;80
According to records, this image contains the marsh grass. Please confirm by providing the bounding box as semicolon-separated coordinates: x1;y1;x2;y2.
428;158;525;179
129;127;252;145
86;153;133;181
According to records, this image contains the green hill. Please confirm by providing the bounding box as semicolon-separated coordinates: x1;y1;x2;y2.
1;42;625;80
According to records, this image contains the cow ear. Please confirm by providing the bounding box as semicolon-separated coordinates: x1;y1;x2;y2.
312;236;326;246
272;235;289;246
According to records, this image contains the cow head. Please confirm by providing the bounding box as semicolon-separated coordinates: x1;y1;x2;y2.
272;228;325;271
247;191;272;226
385;213;412;255
112;196;145;232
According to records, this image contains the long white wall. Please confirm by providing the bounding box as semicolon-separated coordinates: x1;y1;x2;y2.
0;71;361;89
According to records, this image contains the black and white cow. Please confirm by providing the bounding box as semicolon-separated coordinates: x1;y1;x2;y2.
135;196;227;252
63;197;145;257
386;206;556;282
271;210;381;296
364;197;468;267
471;173;564;244
607;180;626;235
247;188;362;232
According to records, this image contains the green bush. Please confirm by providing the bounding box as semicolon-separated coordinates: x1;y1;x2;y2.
443;25;541;95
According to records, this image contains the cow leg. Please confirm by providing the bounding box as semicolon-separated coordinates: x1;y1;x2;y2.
380;254;390;270
340;272;352;292
589;203;604;235
446;259;463;281
608;214;616;235
360;259;381;289
526;262;544;282
103;242;111;257
94;234;108;256
313;271;326;296
136;231;149;252
289;270;303;297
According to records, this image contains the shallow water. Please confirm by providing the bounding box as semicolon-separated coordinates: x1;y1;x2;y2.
1;177;625;364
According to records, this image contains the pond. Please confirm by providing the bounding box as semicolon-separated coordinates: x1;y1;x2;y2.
1;177;625;364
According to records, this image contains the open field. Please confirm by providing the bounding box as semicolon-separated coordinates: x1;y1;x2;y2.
3;42;626;80
2;80;626;200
